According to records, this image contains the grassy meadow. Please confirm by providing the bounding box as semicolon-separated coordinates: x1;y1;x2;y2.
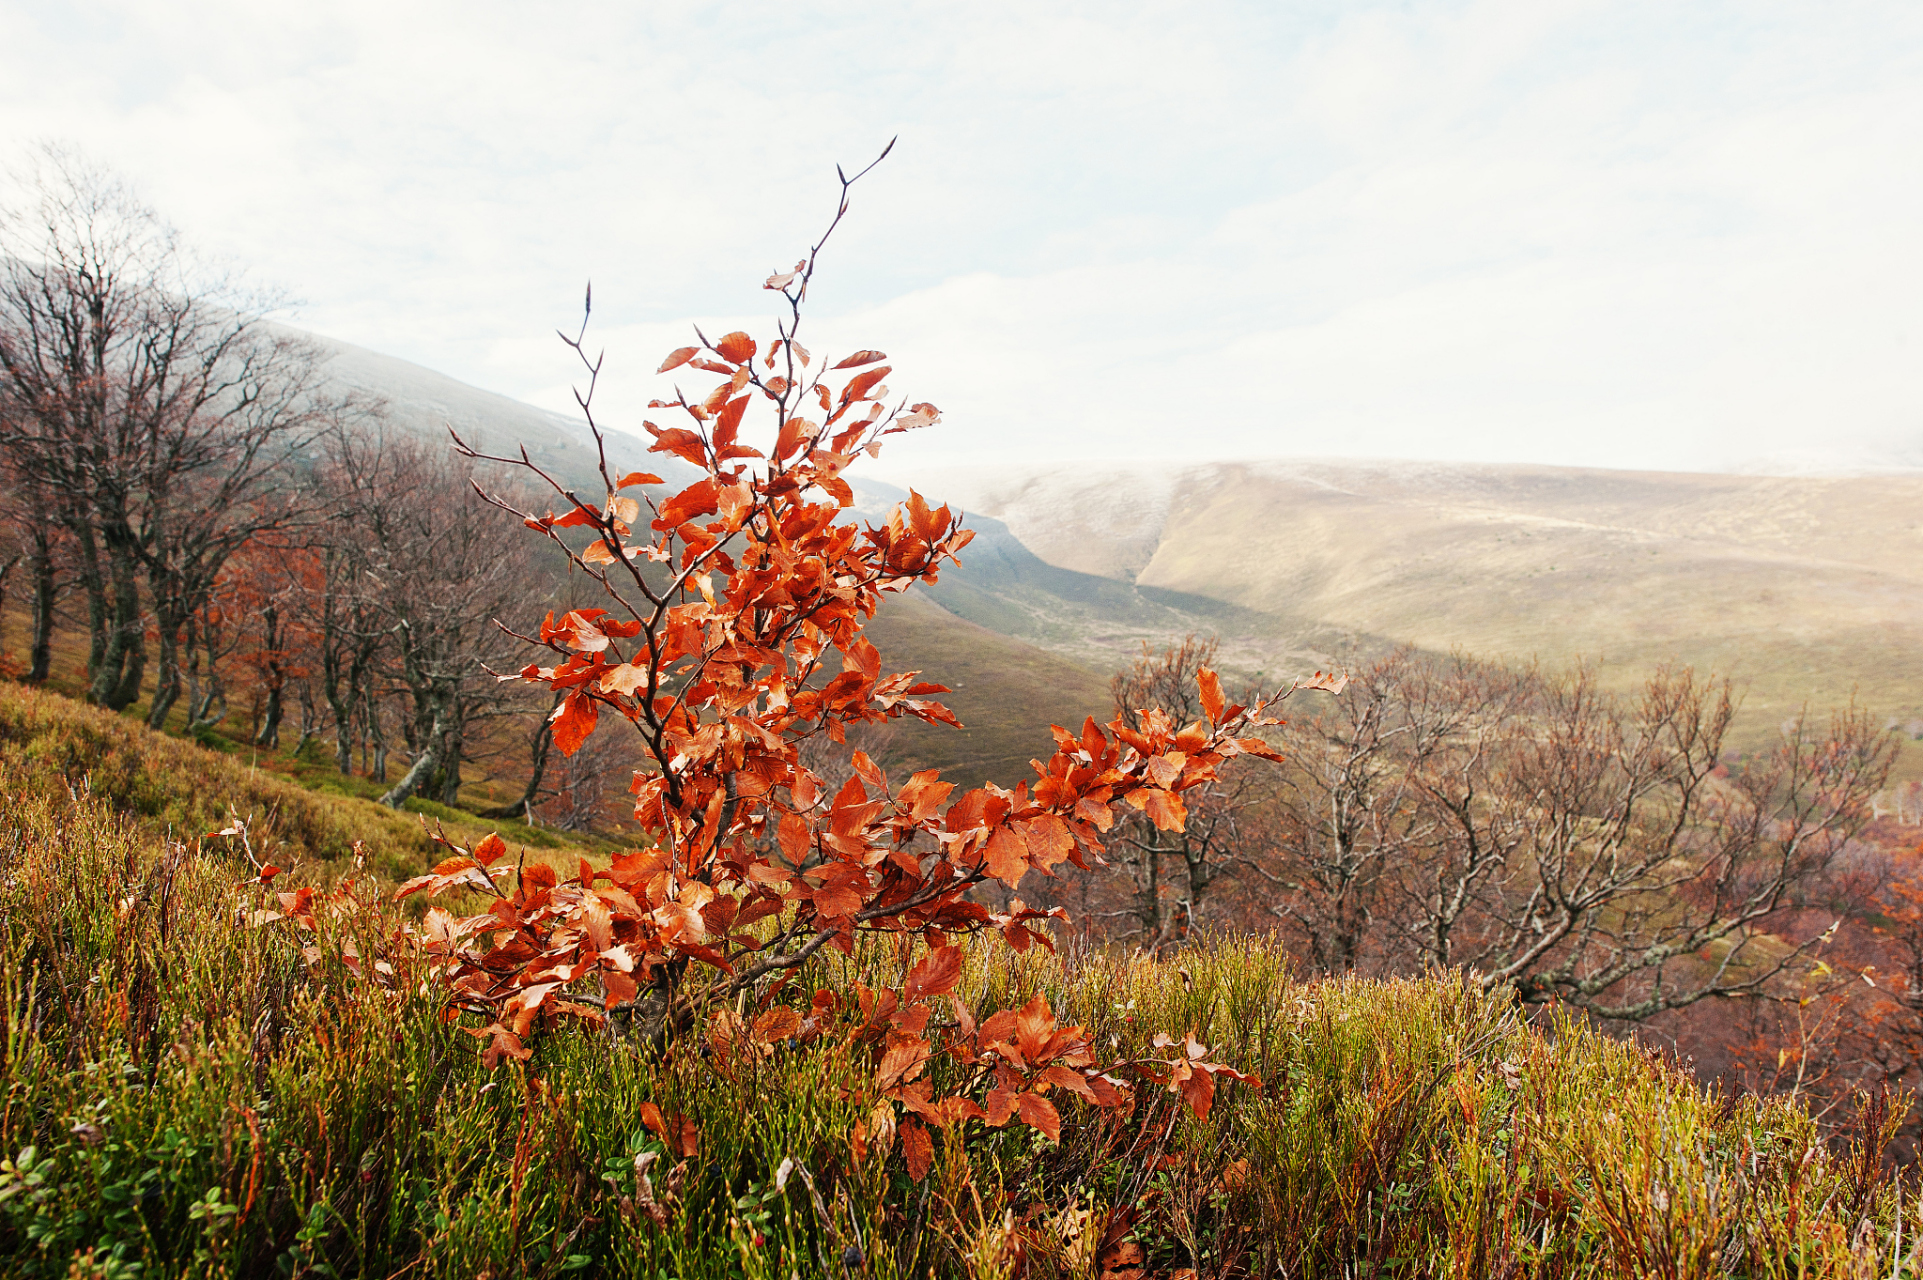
2;680;1921;1278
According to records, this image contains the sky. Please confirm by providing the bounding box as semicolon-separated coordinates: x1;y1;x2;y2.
2;0;1920;475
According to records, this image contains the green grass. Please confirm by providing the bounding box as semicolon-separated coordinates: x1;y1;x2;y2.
0;681;610;883
2;679;1919;1277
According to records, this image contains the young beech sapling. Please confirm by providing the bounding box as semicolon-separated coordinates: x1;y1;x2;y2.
396;153;1339;1171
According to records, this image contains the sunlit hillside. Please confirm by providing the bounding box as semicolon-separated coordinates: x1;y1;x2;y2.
904;459;1923;775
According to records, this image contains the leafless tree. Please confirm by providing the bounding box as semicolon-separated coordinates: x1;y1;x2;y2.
321;431;542;808
1468;671;1893;1019
0;144;334;719
1254;650;1899;1020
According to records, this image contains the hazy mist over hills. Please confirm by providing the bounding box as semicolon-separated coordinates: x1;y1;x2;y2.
307;331;1923;780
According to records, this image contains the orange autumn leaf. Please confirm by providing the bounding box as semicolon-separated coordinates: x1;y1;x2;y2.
550;693;599;756
899;1117;933;1181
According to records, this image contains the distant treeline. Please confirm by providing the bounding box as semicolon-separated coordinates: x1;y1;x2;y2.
0;145;579;817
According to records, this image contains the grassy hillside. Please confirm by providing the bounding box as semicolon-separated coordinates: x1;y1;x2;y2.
1;694;1913;1277
863;589;1115;788
904;459;1923;778
0;681;607;881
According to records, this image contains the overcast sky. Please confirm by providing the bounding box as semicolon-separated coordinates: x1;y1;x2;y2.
3;0;1920;475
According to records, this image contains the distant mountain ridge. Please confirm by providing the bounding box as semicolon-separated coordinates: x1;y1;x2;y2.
303;329;1117;786
304;331;662;491
894;459;1923;769
301;332;1922;780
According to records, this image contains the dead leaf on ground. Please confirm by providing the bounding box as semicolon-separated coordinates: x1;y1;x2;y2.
1097;1240;1146;1280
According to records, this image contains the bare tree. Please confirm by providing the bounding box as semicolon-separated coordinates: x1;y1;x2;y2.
0;144;331;717
1255;651;1899;1020
1248;650;1465;971
1105;635;1272;952
1467;672;1894;1019
323;432;542;809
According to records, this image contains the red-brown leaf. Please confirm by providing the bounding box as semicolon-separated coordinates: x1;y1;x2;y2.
1015;1091;1061;1142
715;331;756;364
899;1117;933;1182
715;394;750;442
1198;667;1225;724
1014;993;1055;1066
839;366;892;404
644;424;708;468
657;346;698;373
551;693;599;756
653;480;719;529
773;416;814;462
982;825;1028;887
832;349;888;370
1180;1068;1218;1122
877;1035;930;1089
904;945;964;1000
1143;789;1187;831
753;1006;802;1044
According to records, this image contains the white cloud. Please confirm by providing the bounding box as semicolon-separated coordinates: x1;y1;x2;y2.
3;0;1919;475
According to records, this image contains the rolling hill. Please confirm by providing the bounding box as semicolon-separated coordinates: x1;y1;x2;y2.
894;459;1923;771
290;333;1923;781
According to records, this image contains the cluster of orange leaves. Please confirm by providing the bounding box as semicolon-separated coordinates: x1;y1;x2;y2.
398;264;1318;1165
838;945;1255;1180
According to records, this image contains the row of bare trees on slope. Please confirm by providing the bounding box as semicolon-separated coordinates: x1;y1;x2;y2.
1083;636;1895;1025
0;146;574;814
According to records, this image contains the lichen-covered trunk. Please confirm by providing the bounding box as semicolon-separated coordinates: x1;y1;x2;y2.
379;705;447;808
90;532;145;711
27;526;56;683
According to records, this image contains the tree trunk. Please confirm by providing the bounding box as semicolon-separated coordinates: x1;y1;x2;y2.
255;680;283;747
75;524;108;687
27;525;55;682
324;658;354;774
437;692;463;806
145;616;182;729
0;553;16;651
187;621;227;729
379;710;445;808
367;685;388;781
1136;841;1166;945
331;699;354;773
255;604;284;746
92;534;145;711
293;681;320;756
319;571;353;773
482;701;557;820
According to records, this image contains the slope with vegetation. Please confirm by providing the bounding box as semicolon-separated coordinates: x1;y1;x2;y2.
6;142;1923;1280
910;460;1923;776
0;679;1916;1277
